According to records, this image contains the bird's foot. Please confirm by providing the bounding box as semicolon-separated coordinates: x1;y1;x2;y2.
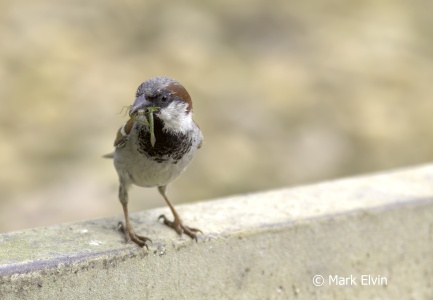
158;215;202;241
117;222;152;249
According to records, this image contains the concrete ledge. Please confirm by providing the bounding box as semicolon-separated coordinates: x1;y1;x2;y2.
1;165;433;299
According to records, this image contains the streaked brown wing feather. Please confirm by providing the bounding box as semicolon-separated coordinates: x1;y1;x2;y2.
114;118;134;148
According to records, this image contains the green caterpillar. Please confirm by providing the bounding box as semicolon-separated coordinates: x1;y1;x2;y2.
129;106;160;147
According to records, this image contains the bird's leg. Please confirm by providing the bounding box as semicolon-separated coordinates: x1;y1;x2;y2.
117;182;152;249
157;185;202;241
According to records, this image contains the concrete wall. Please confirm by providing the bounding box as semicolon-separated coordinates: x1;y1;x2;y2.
1;165;433;299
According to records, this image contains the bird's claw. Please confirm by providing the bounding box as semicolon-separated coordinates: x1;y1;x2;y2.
118;221;152;249
158;215;202;241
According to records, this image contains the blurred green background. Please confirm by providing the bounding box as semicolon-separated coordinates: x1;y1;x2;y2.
1;0;433;232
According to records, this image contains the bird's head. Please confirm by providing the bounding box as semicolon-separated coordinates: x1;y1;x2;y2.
129;77;194;134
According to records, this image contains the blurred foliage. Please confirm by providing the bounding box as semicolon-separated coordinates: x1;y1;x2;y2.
1;0;433;232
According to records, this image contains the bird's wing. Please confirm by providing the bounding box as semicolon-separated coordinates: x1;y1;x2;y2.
114;118;135;148
194;120;203;149
197;135;203;149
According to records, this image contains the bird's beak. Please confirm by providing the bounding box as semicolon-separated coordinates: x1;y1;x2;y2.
129;95;152;117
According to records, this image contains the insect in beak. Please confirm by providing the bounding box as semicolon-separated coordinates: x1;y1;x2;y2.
129;106;160;147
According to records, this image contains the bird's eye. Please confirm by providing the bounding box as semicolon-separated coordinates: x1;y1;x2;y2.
161;94;169;102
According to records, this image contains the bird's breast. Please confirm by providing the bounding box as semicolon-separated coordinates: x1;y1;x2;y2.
113;117;200;187
135;118;194;164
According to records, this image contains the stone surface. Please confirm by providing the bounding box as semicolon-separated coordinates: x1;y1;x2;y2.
1;165;433;299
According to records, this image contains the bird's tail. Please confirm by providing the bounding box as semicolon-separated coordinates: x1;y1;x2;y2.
103;153;114;159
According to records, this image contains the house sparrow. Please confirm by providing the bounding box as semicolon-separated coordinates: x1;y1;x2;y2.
106;76;203;248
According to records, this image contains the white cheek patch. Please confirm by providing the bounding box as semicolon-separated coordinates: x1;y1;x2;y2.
158;101;194;134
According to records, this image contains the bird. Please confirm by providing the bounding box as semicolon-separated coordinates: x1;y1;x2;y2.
105;76;203;248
